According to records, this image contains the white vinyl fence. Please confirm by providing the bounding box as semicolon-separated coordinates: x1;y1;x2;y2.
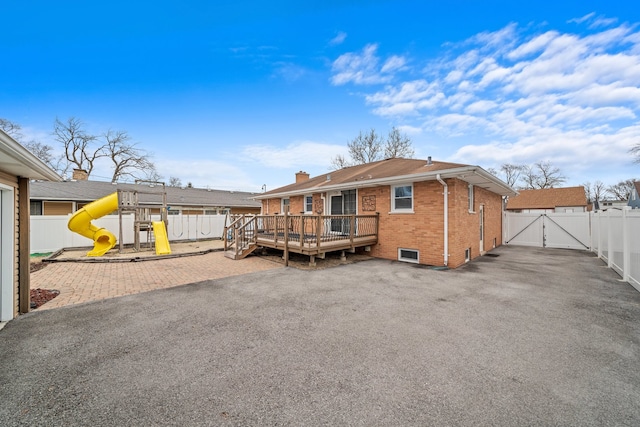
591;208;640;292
31;214;227;254
504;209;640;292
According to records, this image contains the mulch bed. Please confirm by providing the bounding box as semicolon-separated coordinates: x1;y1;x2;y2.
30;288;60;309
30;255;59;308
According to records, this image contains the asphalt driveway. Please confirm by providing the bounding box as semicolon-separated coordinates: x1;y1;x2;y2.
1;246;639;426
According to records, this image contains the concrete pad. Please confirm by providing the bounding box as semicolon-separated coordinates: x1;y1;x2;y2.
1;246;639;426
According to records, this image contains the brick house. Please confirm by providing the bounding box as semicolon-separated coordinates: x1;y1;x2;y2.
252;158;516;268
0;129;60;321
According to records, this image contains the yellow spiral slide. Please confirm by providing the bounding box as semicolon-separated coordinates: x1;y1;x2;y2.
67;192;118;257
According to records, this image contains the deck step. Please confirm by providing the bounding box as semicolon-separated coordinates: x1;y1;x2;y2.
224;244;258;260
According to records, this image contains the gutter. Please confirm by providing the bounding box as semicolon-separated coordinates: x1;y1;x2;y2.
254;165;517;200
436;174;449;267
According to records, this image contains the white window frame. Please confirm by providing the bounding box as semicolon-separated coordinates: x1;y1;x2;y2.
304;195;313;214
465;248;471;262
398;248;419;264
281;198;290;214
391;183;414;213
468;184;475;213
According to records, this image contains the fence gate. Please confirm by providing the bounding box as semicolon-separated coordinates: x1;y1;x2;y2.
503;212;590;250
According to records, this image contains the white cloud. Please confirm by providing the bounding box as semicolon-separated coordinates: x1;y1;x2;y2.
568;13;596;25
155;159;257;191
381;55;407;73
333;19;640;184
329;31;347;46
240;141;348;169
331;44;407;86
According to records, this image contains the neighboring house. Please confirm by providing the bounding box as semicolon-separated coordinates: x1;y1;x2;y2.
252;158;516;268
505;186;588;213
599;199;629;210
30;170;261;216
0;129;61;321
627;182;640;209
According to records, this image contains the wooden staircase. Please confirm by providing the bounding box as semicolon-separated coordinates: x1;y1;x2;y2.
224;215;258;260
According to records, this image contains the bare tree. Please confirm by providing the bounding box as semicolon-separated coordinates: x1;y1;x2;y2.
500;163;525;187
104;129;155;183
583;180;607;204
23;141;55;165
384;127;414;159
607;179;636;200
168;176;182;187
349;129;383;164
631;143;640;163
521;161;566;189
331;127;415;169
0;118;23;139
54;117;104;177
1;118;67;174
330;154;351;170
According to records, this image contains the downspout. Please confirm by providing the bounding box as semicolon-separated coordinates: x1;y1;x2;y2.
436;174;449;267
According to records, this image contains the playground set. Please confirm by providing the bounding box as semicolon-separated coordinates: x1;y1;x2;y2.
67;182;172;257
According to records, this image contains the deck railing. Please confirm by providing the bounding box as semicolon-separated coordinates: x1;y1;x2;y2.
254;213;379;250
224;212;379;261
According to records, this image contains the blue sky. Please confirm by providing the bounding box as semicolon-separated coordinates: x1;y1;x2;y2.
2;0;639;192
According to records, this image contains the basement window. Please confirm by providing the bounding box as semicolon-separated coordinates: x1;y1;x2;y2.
398;248;419;264
465;248;471;262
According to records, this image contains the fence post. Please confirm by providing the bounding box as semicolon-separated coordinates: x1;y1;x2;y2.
607;209;613;268
589;212;595;252
597;211;603;259
623;207;630;282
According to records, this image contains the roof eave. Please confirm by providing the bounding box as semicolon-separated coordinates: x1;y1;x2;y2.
254;166;517;199
0;130;62;181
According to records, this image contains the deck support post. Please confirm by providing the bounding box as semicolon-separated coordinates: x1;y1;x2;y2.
340;250;346;262
309;255;316;267
283;206;289;267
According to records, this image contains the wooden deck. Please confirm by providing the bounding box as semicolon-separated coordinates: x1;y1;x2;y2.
224;213;379;264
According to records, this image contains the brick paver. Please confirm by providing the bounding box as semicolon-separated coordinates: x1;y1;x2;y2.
31;253;282;310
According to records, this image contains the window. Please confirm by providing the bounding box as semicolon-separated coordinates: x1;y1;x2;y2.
465;248;471;262
304;195;313;213
398;248;419;264
281;198;290;213
468;184;474;212
30;201;42;215
392;184;413;212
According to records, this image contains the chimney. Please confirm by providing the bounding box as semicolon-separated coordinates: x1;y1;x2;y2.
426;156;432;166
72;169;89;181
295;171;310;183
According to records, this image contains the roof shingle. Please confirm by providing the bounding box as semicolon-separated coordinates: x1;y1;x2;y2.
506;186;587;210
30;180;261;208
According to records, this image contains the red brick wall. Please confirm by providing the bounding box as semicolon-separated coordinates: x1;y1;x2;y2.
260;178;503;268
447;180;503;267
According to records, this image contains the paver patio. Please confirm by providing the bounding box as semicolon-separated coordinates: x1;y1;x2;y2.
31;251;282;310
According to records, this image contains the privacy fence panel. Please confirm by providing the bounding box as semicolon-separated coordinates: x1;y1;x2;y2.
31;214;226;254
503;213;544;247
629;211;640;290
544;213;590;250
